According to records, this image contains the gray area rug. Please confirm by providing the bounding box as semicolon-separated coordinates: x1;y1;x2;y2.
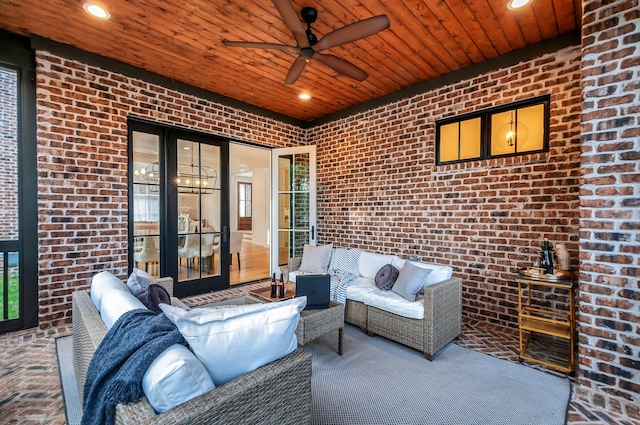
57;320;570;425
307;326;570;425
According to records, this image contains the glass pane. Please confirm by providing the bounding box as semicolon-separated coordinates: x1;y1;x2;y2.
293;231;308;257
278;230;291;265
517;104;545;152
0;252;19;320
439;122;459;162
293;193;310;230
459;117;481;159
132;132;161;277
279;194;292;229
178;141;220;282
491;110;517;156
0;67;19;241
293;154;310;191
278;156;292;192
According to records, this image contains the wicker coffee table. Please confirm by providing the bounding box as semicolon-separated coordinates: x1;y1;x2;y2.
246;287;344;355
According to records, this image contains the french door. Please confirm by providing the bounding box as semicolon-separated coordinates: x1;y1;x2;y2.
129;121;230;298
271;146;317;275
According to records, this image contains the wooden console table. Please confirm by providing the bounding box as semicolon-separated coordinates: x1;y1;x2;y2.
516;272;575;373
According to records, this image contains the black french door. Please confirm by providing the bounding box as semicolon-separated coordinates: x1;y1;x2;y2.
128;120;230;298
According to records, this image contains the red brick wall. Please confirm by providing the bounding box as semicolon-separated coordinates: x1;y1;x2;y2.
0;67;19;241
577;0;639;414
311;45;582;327
35;51;305;329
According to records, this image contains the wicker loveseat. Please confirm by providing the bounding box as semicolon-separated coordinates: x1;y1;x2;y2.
72;275;312;425
289;250;462;360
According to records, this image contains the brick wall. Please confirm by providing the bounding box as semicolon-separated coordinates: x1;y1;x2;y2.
578;0;639;414
35;51;305;329
310;45;582;327
0;67;19;241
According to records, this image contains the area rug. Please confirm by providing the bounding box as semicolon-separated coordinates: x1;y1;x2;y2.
307;326;570;425
57;324;570;425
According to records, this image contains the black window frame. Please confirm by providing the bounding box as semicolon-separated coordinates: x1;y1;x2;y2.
436;94;550;165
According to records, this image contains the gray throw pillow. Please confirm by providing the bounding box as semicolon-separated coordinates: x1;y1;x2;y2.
135;283;171;314
299;244;333;274
127;268;157;294
375;264;399;290
391;262;432;302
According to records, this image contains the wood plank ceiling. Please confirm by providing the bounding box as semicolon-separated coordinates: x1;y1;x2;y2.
0;0;581;122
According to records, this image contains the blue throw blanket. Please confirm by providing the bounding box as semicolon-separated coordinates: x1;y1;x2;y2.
81;309;186;425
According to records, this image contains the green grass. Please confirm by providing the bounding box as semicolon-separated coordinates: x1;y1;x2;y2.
0;275;19;320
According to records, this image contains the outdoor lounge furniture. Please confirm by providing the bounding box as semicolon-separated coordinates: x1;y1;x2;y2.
72;273;312;425
288;248;462;360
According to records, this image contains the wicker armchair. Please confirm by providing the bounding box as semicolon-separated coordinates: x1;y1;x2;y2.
288;256;462;360
72;276;312;425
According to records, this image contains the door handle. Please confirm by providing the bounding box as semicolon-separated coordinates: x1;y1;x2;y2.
311;225;315;241
222;226;228;243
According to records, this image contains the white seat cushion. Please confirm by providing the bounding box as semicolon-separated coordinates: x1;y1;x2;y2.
90;271;131;312
358;252;399;280
142;344;215;413
361;288;425;320
160;297;306;386
288;269;303;283
392;258;453;286
345;277;379;303
100;288;147;330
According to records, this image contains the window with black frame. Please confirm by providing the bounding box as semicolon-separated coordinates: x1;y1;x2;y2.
436;95;550;165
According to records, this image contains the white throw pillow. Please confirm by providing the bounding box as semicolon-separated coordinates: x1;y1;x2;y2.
99;288;147;329
127;268;157;294
299;244;333;274
160;297;306;386
142;344;215;413
90;271;131;312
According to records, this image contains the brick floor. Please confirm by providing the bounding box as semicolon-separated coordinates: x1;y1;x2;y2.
0;282;636;424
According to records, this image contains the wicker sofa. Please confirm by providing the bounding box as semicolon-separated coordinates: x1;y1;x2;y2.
72;275;312;425
288;250;462;360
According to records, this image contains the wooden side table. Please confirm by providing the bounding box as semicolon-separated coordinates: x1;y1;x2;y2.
516;271;575;373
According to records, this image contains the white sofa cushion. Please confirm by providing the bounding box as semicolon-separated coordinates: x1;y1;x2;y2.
345;277;379;303
358;252;400;280
90;270;131;312
392;258;453;286
99;287;147;330
160;297;306;386
142;344;216;413
361;288;425;320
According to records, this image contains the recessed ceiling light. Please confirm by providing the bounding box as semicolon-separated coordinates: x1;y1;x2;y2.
298;93;311;100
507;0;532;9
83;3;111;19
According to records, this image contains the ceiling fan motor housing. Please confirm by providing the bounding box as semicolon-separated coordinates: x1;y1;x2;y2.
301;7;318;45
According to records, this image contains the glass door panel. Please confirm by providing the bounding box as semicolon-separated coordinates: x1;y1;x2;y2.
271;146;316;273
177;140;222;282
131;131;161;277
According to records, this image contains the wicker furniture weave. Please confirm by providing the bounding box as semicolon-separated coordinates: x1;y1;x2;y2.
288;256;462;360
246;294;345;355
72;276;312;425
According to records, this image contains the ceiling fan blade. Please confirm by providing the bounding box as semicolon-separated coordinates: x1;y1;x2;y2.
284;55;308;85
313;15;390;52
272;0;310;48
312;53;368;81
222;40;299;55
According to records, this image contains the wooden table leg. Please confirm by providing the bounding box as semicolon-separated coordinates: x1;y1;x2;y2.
338;327;343;355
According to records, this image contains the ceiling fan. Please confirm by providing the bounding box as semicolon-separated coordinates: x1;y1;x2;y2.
222;0;390;85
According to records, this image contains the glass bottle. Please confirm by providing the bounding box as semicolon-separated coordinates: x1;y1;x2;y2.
278;273;285;298
270;273;277;298
542;238;554;275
